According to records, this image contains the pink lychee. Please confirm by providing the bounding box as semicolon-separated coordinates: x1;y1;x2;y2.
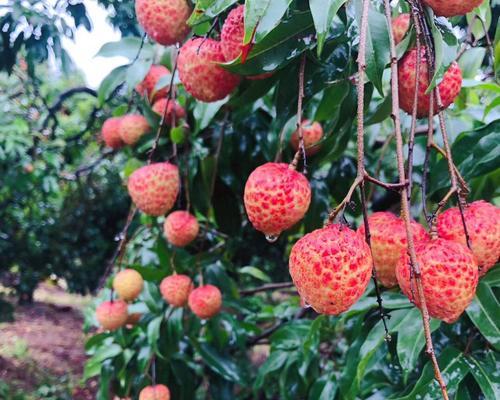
112;269;144;301
135;64;170;102
396;238;478;323
163;211;199;247
152;98;186;124
437;200;500;276
290;120;324;157
135;0;191;46
398;47;462;118
95;300;128;331
422;0;484;17
101;117;124;149
289;224;373;315
119;114;150;145
188;285;222;319
160;274;194;307
177;38;241;102
127;162;180;216
357;212;429;288
392;13;410;45
139;384;170;400
244;162;311;238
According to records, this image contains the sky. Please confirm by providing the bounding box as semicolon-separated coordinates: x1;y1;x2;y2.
62;0;127;88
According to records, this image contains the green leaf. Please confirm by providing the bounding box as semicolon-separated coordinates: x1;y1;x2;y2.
95;37;154;60
239;266;271;282
466;0;492;41
244;0;270;44
464;352;500;400
84;343;122;380
193;100;227;132
187;0;238;26
147;316;163;349
255;351;289;388
253;0;293;43
170;126;185;144
458;47;487;79
466;279;500;351
315;81;350;122
197;343;244;383
97;65;127;105
125;59;152;94
309;372;338;400
396;308;441;382
355;0;390;96
310;0;347;56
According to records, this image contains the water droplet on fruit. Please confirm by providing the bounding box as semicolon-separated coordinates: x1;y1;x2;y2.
265;234;279;243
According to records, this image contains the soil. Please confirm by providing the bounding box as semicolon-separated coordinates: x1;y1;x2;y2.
0;282;97;399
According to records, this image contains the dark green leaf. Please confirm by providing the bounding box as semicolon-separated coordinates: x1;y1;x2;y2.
310;0;347;56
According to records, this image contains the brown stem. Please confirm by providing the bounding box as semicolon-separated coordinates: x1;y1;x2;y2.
364;173;408;191
367;133;394;202
240;282;295;296
290;54;307;172
385;1;449;398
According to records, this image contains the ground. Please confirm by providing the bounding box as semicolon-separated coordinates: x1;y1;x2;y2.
0;282;96;400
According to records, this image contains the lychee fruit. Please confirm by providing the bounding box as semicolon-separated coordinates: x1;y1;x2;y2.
112;269;144;301
422;0;484;17
101;117;124;149
139;384;170;400
188;285;222;319
95;300;128;331
396;238;478;323
357;212;429;288
126;312;142;325
135;0;191;46
127;162;180;216
152;98;186;124
135;64;170;102
177;38;241;102
437;200;500;276
392;13;410;45
398;47;462;117
160;274;194;307
119;114;150;145
290;120;324;157
163;211;199;247
244;162;311;238
289;224;373;315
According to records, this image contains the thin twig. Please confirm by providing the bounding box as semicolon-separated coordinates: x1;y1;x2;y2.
240;282;295;296
290;54;307;172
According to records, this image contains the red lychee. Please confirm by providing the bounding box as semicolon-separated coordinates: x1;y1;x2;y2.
135;0;191;46
177;38;241;102
392;13;410;45
188;285;222;319
152;98;186;124
220;5;272;80
398;47;462;118
437;200;500;276
119;114;150;145
127;162;180;216
112;269;144;301
244;162;311;238
163;211;199;247
139;384;170;400
101;117;124;149
160;274;194;307
289;224;373;315
396;238;478;323
95;300;128;331
422;0;484;17
357;212;429;287
135;64;170;102
290;120;324;156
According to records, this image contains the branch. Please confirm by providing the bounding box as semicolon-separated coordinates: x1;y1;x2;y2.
290;54;307;172
240;282;295;296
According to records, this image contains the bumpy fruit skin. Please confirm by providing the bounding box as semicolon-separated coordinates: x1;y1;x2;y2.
244;163;311;237
135;64;170;101
177;38;241;102
112;269;144;301
163;211;199;247
188;285;222;319
398;47;462;117
127;163;180;216
357;212;429;287
290;120;324;156
135;0;190;45
289;224;373;315
139;384;170;400
119;114;150;145
392;13;410;45
422;0;484;17
160;274;193;307
437;201;500;276
95;300;128;331
396;238;478;323
152;98;186;124
101;117;124;149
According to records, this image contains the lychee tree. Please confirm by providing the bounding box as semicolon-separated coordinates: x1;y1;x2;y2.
1;0;499;399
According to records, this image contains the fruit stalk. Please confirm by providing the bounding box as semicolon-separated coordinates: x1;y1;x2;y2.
384;0;449;398
290;54;307;172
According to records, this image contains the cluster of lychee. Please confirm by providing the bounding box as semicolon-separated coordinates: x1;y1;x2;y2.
390;0;477;118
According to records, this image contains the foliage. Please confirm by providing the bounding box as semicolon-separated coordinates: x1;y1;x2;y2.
1;0;500;399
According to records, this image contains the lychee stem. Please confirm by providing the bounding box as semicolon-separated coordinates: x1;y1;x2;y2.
386;0;449;398
290;54;307;173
